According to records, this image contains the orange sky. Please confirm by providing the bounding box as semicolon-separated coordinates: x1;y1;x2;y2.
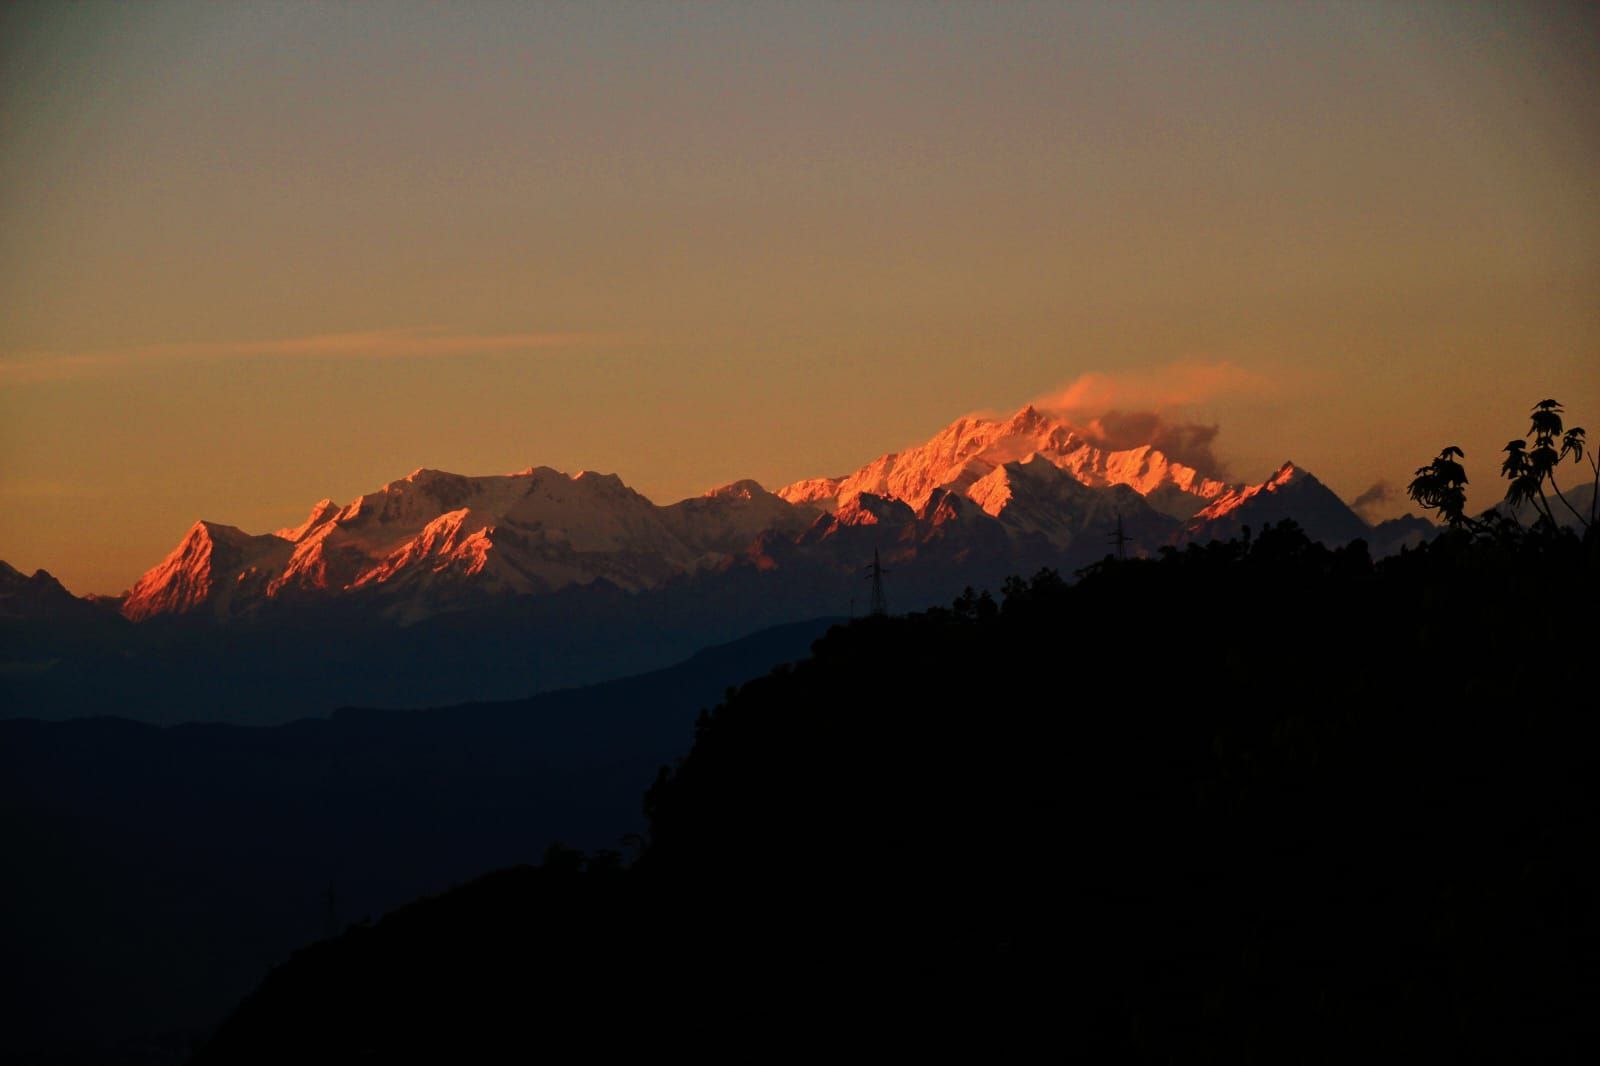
2;1;1597;595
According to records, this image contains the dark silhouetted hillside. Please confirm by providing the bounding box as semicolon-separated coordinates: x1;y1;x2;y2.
0;618;835;1062
197;521;1598;1063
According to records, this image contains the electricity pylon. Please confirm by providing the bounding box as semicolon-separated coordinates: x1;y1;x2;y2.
1108;512;1130;560
865;548;890;616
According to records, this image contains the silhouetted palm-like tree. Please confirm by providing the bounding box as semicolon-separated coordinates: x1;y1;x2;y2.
1412;399;1596;535
1501;399;1589;530
1408;445;1472;529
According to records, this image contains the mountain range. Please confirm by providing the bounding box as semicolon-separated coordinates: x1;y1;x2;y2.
2;403;1433;722
65;404;1425;624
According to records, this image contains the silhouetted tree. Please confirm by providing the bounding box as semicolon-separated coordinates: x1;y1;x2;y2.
1502;399;1590;530
194;516;1600;1064
1407;445;1472;529
1411;398;1595;537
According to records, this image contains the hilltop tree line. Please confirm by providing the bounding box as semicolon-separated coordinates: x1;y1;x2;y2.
196;477;1598;1062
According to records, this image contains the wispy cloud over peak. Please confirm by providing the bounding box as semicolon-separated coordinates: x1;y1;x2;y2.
1025;360;1282;480
1034;360;1273;415
1351;480;1396;519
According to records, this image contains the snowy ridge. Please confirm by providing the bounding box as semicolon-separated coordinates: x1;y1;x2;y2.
1192;461;1306;523
112;405;1383;623
1188;461;1372;546
776;404;1230;518
123;522;292;621
122;468;818;622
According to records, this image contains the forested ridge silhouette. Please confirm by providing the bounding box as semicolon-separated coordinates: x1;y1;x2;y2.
197;515;1599;1063
0;620;836;1061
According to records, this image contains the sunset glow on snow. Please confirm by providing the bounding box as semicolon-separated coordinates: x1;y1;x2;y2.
1;3;1596;594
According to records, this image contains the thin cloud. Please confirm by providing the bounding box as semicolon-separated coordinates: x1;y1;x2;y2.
1351;480;1395;519
1028;360;1280;480
1075;411;1230;480
0;328;625;385
1035;360;1274;413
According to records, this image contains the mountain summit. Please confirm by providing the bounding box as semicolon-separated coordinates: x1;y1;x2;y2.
109;404;1389;624
120;467;818;623
7;401;1418;724
1189;461;1372;546
777;404;1231;519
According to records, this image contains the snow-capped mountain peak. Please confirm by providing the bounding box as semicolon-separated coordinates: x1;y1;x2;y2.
701;478;768;501
121;465;827;622
1193;461;1304;523
776;403;1229;518
1190;461;1369;545
111;406;1375;625
275;499;341;542
123;520;292;621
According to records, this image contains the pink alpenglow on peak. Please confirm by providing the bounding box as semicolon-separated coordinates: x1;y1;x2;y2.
274;499;341;543
112;408;1374;625
1188;461;1371;546
120;465;817;622
776;404;1230;518
1193;462;1304;523
122;521;292;621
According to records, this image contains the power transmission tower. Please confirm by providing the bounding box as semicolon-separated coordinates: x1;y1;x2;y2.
865;548;890;616
1108;512;1130;560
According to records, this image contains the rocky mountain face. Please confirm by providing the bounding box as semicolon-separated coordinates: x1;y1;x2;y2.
116;467;821;623
1188;461;1372;547
777;404;1230;518
0;561;112;622
3;403;1430;723
81;404;1407;626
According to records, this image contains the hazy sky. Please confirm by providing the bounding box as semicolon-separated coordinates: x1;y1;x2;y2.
2;1;1596;594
